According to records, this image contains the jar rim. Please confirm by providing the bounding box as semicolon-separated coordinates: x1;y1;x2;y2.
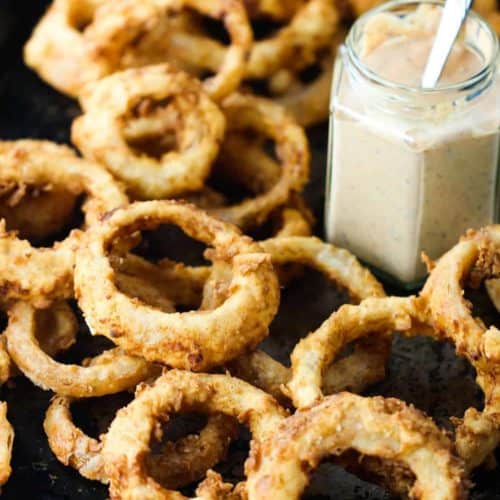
345;0;499;94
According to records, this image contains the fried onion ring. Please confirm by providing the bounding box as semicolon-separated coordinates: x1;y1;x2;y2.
420;226;500;470
44;396;237;488
86;0;252;101
102;370;287;499
23;0;109;97
171;0;339;79
75;201;280;370
0;403;13;489
0;301;78;384
245;393;468;500
72;64;225;200
5;301;156;398
287;291;500;474
217;235;388;401
207;93;309;230
0;140;127;306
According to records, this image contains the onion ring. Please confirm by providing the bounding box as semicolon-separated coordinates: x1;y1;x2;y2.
0;301;78;384
86;0;252;101
272;28;347;127
5;301;156;398
75;200;280;370
23;0;109;97
23;0;210;97
171;0;339;79
72;64;226;200
102;370;287;499
0;140;127;306
245;393;468;500
44;396;237;488
207;93;310;230
419;226;500;470
0;403;13;490
287;291;500;474
214;235;388;402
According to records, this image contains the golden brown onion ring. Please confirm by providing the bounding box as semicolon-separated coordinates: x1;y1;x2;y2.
23;0;109;97
86;0;252;101
246;393;468;500
44;396;237;488
0;301;78;384
287;292;500;474
207;93;310;230
167;0;339;79
0;403;13;490
72;64;226;200
102;370;287;499
420;226;500;470
75;201;280;370
215;236;388;401
5;301;156;398
0;140;127;306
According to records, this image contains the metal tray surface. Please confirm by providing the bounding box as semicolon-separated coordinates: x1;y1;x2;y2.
0;2;499;498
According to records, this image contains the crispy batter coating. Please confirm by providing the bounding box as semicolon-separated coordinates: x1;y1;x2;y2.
226;235;388;401
72;64;226;200
206;94;309;230
75;201;280;370
102;370;287;499
420;225;500;470
0;140;127;306
44;396;237;488
86;0;252;101
5;301;157;398
245;393;468;500
0;403;13;490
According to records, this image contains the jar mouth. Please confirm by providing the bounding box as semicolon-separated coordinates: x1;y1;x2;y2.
346;0;499;94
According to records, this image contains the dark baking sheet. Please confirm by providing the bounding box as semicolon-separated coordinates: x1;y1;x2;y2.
0;1;499;498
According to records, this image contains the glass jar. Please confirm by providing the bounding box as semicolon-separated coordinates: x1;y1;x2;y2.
325;0;500;288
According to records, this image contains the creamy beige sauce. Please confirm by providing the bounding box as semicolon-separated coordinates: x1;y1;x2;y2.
326;5;500;284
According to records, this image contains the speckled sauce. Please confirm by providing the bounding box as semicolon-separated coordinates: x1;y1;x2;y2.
326;4;500;284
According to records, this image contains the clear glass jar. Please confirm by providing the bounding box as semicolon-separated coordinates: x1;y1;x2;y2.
325;0;500;288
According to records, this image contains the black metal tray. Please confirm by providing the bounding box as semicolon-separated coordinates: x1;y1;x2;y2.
0;2;499;498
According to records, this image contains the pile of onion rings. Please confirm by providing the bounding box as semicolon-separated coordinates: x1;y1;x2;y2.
1;0;499;497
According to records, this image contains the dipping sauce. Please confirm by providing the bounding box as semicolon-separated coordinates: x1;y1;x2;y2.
326;2;500;286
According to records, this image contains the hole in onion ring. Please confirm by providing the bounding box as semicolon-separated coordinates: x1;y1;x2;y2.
122;97;180;161
251;18;287;40
130;224;209;267
0;184;85;247
262;269;352;366
71;392;134;440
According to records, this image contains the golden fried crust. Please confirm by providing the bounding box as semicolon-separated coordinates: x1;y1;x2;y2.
44;395;237;488
102;371;287;499
5;301;156;398
86;0;252;101
75;200;280;371
420;225;500;470
206;93;310;230
0;403;13;489
72;64;226;200
228;235;387;401
246;393;468;500
0;140;127;306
